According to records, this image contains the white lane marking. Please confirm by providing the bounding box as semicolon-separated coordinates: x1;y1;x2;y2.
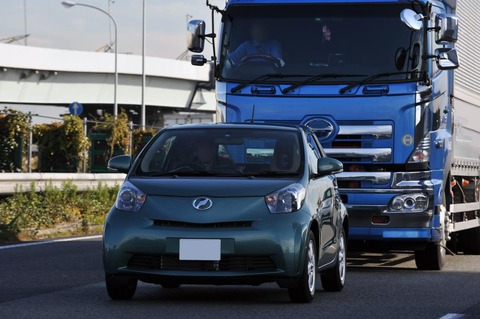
0;235;103;250
438;314;465;319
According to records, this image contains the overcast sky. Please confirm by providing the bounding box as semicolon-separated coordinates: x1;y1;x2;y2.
1;0;222;59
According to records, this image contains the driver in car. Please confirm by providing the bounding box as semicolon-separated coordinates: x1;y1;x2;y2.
226;21;285;68
192;138;234;171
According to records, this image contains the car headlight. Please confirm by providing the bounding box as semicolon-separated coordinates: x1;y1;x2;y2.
115;181;147;213
386;193;429;213
265;183;306;214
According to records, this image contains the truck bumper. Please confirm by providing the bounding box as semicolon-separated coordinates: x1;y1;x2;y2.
340;188;436;242
349;226;432;240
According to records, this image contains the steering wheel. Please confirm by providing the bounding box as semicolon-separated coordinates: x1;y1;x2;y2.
171;163;205;172
240;54;281;67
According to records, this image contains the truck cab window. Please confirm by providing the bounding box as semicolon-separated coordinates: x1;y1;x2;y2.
220;4;423;83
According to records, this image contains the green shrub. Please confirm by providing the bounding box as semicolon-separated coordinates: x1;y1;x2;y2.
34;116;91;172
0;182;119;242
0;109;30;172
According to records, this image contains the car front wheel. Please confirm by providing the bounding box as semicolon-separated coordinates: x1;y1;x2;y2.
105;274;138;300
288;230;316;303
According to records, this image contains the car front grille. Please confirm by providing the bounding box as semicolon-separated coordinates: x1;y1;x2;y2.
153;220;252;228
128;254;276;272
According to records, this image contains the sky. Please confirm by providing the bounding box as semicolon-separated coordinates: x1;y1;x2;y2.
0;0;222;59
1;0;223;124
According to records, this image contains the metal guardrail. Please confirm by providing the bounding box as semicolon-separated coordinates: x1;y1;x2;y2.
0;173;126;195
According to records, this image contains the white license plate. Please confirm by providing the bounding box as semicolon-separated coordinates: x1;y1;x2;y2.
179;239;221;261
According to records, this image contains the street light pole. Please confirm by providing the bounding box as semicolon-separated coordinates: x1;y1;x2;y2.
141;0;146;130
61;0;118;118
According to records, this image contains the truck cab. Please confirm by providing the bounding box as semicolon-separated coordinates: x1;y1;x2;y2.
188;0;480;270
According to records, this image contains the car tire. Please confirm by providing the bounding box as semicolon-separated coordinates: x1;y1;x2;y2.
321;227;346;291
105;274;138;300
288;230;316;303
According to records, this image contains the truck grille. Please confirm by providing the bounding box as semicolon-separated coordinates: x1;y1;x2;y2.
323;123;393;163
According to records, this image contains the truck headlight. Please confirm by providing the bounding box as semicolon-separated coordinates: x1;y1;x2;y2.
115;181;147;212
386;193;428;213
265;183;305;213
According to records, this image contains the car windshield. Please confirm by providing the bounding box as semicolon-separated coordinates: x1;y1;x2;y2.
220;3;423;83
136;128;303;177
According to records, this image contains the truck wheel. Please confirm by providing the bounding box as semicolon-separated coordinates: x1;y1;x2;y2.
414;242;445;270
459;227;480;255
415;199;448;270
321;227;346;291
105;274;138;300
288;230;316;303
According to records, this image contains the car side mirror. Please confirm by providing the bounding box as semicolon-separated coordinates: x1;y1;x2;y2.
435;14;458;44
187;19;206;53
436;48;459;70
316;157;343;177
108;155;132;173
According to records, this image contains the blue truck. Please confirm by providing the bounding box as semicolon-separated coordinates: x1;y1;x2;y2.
187;0;480;270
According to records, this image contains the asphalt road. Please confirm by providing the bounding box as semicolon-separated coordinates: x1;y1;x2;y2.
0;236;479;319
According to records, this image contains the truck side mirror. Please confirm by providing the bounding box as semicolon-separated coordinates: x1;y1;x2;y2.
436;48;460;70
187;20;206;53
191;54;208;66
435;14;459;44
400;9;424;31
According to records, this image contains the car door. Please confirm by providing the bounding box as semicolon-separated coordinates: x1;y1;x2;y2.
306;133;338;264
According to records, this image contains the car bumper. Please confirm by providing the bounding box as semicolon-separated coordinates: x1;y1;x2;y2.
103;207;312;283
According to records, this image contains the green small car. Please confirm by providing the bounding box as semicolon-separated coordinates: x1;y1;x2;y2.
104;123;348;303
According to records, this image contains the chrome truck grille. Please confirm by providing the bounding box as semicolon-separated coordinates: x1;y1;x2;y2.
322;124;393;163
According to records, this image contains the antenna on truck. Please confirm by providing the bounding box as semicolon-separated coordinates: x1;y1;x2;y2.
206;0;228;20
251;105;256;124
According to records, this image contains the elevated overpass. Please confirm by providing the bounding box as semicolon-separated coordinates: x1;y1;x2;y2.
0;43;215;124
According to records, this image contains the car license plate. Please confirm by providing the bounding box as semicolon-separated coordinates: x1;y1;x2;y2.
179;239;221;261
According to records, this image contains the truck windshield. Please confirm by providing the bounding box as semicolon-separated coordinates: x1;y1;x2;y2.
220;4;423;83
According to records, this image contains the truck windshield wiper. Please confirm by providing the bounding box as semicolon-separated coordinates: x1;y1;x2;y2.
282;73;365;94
339;71;420;94
231;73;308;93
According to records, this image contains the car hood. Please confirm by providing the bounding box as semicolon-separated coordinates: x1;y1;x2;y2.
129;177;297;197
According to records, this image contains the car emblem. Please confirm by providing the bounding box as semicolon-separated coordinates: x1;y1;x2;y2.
305;118;336;141
192;197;213;210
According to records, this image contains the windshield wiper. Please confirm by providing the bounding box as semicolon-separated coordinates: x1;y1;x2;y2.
148;170;243;177
250;170;299;177
231;74;308;93
282;73;365;94
339;71;420;94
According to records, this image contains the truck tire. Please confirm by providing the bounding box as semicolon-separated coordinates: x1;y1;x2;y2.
288;230;316;303
458;227;480;255
415;198;448;270
321;227;346;291
414;242;445;270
